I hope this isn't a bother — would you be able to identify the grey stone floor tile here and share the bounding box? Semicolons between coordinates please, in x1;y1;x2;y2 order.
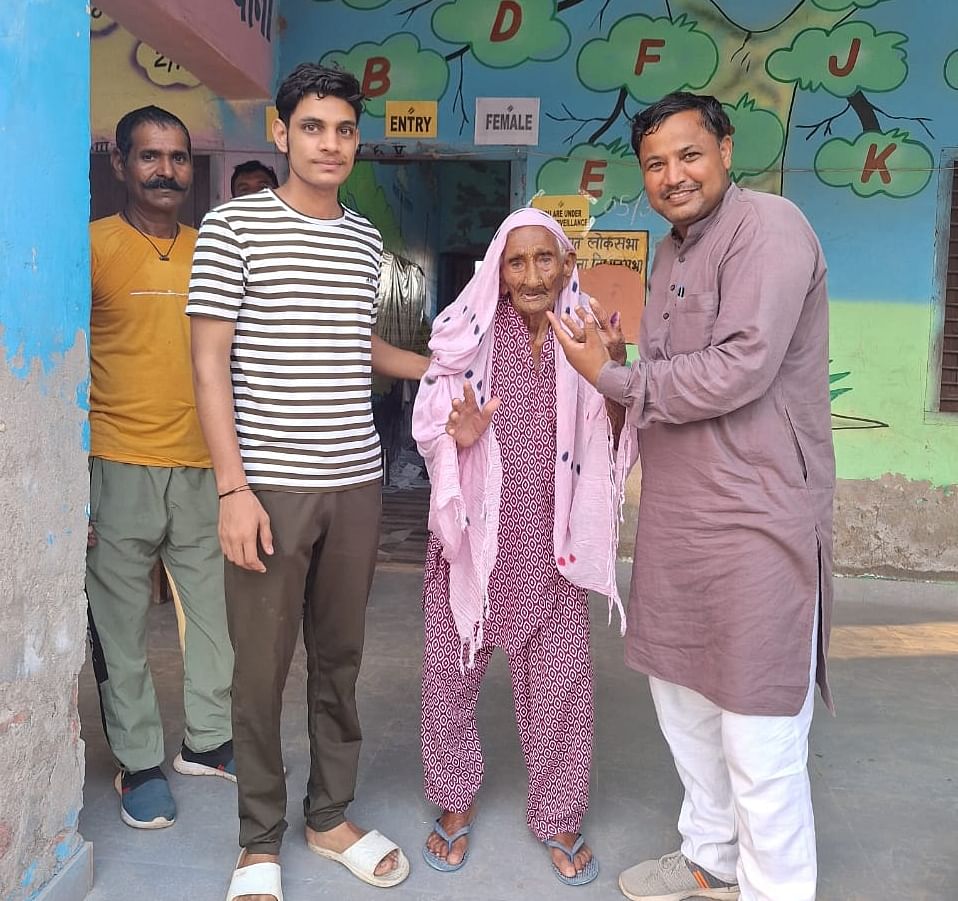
79;565;958;900
86;857;228;901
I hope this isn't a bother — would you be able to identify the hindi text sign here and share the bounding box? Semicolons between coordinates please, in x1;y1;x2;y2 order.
569;231;649;345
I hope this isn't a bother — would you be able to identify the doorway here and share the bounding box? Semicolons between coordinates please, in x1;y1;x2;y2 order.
344;157;512;565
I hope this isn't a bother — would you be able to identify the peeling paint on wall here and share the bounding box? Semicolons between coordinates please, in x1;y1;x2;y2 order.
0;2;92;899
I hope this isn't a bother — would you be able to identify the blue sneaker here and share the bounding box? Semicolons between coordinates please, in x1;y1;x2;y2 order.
115;767;176;829
172;738;236;783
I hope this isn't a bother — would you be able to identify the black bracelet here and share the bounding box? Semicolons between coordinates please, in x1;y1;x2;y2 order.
218;483;251;499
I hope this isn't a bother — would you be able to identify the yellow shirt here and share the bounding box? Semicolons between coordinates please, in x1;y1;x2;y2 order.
89;215;211;467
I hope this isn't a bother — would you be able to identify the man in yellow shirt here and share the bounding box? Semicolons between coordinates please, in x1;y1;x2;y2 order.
87;106;233;830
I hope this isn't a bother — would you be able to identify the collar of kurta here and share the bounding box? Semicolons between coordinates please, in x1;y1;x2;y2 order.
671;180;739;248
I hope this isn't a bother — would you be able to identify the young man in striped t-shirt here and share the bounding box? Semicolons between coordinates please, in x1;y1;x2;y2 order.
188;64;427;898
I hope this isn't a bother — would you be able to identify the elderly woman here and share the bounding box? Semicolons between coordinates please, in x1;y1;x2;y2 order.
412;208;626;885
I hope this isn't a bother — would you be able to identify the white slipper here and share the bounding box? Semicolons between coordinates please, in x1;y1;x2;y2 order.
308;829;410;888
225;851;283;901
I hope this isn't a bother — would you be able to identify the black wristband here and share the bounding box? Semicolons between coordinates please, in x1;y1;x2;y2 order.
218;483;251;500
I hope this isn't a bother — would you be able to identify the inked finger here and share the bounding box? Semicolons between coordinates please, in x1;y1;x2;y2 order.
588;297;609;327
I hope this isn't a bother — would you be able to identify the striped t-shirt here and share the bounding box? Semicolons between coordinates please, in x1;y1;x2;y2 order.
186;190;383;490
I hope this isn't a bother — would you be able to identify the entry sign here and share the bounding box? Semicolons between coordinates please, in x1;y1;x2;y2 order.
385;101;438;139
475;97;540;146
531;194;591;234
265;105;278;143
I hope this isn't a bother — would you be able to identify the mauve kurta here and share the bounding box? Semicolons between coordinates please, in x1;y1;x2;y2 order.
597;183;835;716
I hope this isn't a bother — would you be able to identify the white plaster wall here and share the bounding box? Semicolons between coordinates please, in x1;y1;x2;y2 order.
0;340;90;898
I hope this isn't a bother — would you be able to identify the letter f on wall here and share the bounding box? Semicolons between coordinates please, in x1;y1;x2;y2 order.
634;38;665;76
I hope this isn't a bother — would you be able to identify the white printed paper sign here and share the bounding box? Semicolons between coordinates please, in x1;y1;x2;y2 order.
474;97;540;146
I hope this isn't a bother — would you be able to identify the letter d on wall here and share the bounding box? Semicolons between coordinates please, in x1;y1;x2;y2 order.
490;0;522;43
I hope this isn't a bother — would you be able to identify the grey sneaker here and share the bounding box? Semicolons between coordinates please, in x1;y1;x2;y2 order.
618;850;739;901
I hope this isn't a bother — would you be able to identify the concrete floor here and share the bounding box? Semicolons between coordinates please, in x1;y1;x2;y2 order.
77;565;958;901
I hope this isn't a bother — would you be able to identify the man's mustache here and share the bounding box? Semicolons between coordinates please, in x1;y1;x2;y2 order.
142;177;185;191
663;182;700;199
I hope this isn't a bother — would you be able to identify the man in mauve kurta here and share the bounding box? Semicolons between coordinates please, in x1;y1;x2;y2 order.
551;92;835;901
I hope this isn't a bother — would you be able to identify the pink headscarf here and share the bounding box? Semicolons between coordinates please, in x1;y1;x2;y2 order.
412;207;627;668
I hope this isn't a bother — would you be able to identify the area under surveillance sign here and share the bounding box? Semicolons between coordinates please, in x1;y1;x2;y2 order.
475;97;540;146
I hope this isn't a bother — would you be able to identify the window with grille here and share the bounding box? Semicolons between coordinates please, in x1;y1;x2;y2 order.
940;163;958;412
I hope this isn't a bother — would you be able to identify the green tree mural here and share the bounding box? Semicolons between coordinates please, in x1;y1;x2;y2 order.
944;49;958;90
320;33;450;117
811;0;889;9
536;0;932;201
815;129;933;197
312;0;392;9
767;19;933;198
766;22;908;95
313;0;935;203
431;0;571;68
536;139;641;215
724;93;786;179
576;14;718;102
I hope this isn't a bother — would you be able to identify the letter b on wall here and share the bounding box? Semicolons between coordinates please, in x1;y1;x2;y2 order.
362;56;391;98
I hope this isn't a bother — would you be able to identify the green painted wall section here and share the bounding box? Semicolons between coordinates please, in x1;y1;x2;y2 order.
830;301;958;487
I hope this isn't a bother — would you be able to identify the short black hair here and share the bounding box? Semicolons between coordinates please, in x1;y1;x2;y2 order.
275;63;364;127
631;92;731;158
115;105;192;161
230;159;279;194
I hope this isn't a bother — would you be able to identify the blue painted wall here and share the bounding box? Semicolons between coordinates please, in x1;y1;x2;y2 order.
0;1;91;898
1;0;90;379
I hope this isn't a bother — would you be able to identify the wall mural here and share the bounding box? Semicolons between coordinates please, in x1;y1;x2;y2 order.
90;6;218;145
89;5;273;153
309;0;939;207
304;0;932;434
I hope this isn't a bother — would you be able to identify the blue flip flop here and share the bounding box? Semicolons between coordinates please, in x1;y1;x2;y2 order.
422;817;473;872
543;835;600;886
